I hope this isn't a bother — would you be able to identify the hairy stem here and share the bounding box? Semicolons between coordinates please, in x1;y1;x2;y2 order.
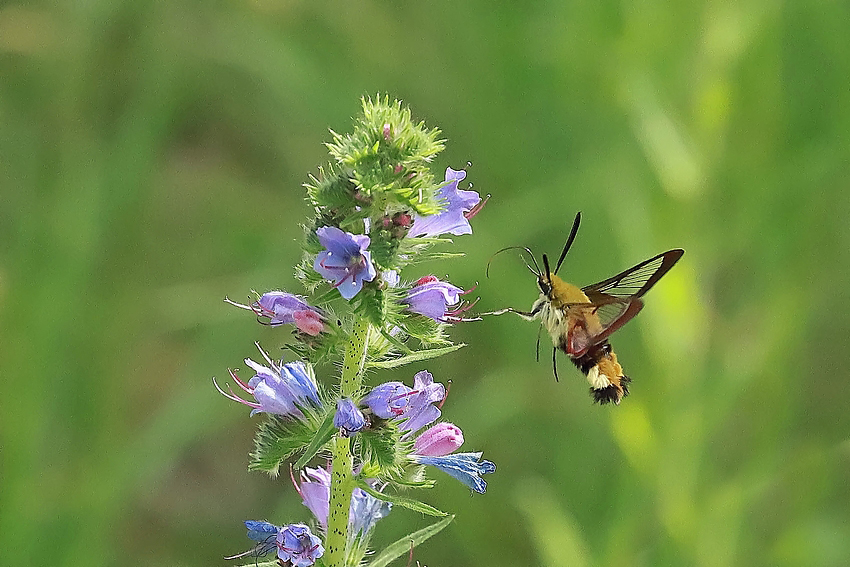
325;318;371;567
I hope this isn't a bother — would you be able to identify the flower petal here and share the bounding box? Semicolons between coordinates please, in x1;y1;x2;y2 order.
407;168;481;238
413;452;496;494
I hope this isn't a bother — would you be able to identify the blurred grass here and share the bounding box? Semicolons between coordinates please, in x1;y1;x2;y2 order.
1;1;849;566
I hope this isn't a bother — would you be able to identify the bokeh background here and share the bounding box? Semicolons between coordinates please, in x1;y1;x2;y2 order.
2;1;849;566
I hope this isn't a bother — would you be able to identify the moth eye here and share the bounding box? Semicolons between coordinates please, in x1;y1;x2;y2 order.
538;278;551;296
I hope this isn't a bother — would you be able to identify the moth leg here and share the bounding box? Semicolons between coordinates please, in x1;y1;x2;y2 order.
535;326;542;362
551;347;559;382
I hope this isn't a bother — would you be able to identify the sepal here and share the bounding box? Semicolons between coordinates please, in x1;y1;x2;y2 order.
356;419;408;476
249;409;332;476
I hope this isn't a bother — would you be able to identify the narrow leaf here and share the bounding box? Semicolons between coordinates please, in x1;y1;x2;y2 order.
294;411;337;469
369;344;465;369
365;515;455;567
379;327;414;354
356;481;447;517
421;252;466;260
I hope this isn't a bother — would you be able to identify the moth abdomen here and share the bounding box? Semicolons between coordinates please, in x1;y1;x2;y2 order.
569;341;630;405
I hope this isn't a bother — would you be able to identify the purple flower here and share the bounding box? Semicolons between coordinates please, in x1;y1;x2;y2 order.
362;370;446;436
313;226;377;300
277;524;324;567
361;381;414;419
292;466;391;537
403;275;478;323
225;291;325;336
214;344;321;418
414;422;464;457
407;167;484;238
224;520;280;560
413;452;496;494
293;467;331;527
399;370;446;434
334;398;367;436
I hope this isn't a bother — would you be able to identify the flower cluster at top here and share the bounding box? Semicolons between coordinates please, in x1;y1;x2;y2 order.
218;97;494;567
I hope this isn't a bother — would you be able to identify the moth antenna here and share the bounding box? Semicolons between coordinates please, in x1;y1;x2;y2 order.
554;211;582;275
542;253;552;278
486;246;541;278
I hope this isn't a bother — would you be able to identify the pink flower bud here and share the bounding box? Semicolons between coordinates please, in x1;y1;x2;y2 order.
293;309;324;336
414;422;464;457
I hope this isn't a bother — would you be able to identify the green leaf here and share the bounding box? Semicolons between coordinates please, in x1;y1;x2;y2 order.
419;251;466;261
365;515;455;567
369;344;465;369
356;481;448;517
294;411;337;469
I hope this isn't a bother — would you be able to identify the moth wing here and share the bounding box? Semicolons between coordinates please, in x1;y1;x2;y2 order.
589;298;644;344
582;249;684;299
563;297;643;356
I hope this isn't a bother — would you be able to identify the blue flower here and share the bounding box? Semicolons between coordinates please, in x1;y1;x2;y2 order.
214;344;321;418
277;523;324;567
413;452;496;494
244;520;280;543
224;520;280;560
407;167;483;238
313;226;377;300
225;291;325;335
334;398;367;436
349;486;392;538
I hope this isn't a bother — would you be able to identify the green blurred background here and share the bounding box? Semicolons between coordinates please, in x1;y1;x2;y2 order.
2;1;849;566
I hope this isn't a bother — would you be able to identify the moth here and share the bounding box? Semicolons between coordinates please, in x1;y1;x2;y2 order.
486;212;683;404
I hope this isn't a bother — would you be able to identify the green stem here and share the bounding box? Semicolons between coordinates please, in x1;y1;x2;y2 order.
325;318;371;567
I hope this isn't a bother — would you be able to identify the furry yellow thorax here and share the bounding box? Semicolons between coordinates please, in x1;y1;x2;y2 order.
548;274;591;308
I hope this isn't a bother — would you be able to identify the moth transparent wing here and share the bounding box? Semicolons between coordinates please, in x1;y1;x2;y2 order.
588;298;644;345
583;249;684;300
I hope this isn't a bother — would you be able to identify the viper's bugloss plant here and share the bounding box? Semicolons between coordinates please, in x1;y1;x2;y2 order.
218;96;493;567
